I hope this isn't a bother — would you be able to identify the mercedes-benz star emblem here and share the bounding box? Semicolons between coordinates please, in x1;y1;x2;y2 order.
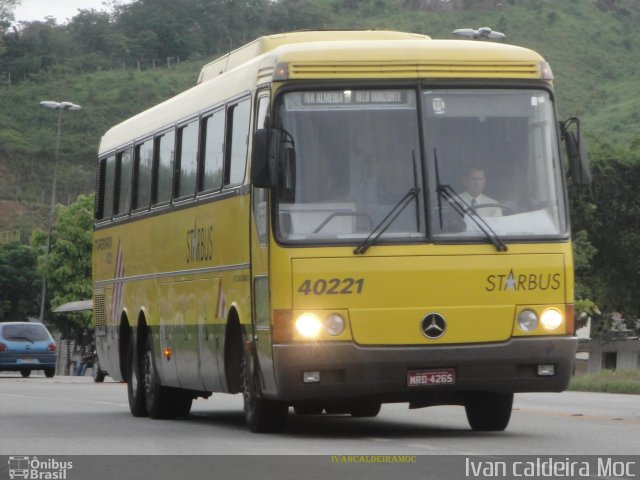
421;313;446;339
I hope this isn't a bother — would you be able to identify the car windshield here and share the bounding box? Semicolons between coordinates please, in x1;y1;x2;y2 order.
273;87;567;246
2;324;50;342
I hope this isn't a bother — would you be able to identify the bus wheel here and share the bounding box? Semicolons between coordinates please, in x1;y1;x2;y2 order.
20;369;31;378
44;368;55;378
126;338;148;417
465;392;513;431
92;358;106;383
350;402;381;418
143;336;192;419
242;345;288;433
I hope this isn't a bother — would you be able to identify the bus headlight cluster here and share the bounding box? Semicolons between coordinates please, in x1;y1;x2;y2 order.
517;309;538;331
540;308;563;331
295;312;346;338
517;308;564;332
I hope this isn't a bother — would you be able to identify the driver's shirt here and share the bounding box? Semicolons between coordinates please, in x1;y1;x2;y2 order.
459;192;503;217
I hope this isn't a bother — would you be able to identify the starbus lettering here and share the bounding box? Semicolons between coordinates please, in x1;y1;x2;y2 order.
486;269;561;292
186;222;214;263
94;236;112;251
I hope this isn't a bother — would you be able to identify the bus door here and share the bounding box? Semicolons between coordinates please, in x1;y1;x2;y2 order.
250;93;278;395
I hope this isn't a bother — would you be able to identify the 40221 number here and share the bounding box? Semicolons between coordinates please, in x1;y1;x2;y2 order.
297;278;365;296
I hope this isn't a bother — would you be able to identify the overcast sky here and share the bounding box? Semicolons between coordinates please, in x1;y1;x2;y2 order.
14;0;133;23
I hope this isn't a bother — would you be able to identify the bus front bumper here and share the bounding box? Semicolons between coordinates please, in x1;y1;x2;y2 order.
270;336;577;403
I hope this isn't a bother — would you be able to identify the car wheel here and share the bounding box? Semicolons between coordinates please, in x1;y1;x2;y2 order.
242;340;288;433
143;336;192;419
465;392;513;431
44;368;55;378
126;337;148;417
20;369;31;378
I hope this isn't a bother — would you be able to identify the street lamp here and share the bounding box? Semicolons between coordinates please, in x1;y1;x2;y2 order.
38;101;82;324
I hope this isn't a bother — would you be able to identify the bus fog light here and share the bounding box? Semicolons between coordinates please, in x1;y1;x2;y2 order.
295;313;323;338
303;371;320;383
541;308;563;331
325;314;345;336
517;310;538;332
538;364;555;376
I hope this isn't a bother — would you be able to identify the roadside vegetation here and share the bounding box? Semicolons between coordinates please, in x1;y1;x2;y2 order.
569;370;640;394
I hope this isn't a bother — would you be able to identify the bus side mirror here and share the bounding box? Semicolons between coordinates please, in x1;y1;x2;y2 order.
279;146;296;203
561;118;592;186
251;128;274;188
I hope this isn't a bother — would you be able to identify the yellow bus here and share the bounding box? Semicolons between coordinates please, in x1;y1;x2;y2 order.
93;30;590;433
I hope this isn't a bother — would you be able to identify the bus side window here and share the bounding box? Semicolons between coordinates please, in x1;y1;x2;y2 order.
115;148;133;216
133;139;153;211
96;154;115;220
225;98;251;187
175;120;199;199
153;130;175;205
200;109;225;192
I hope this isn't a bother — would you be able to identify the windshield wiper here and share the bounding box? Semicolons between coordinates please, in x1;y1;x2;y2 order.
433;149;507;252
354;187;420;255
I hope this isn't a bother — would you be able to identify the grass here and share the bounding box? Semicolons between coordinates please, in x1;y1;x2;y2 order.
569;369;640;394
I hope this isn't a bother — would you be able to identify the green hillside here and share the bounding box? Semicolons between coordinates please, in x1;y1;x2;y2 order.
0;0;639;318
1;2;638;224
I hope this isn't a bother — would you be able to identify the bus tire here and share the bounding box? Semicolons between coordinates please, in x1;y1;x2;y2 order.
44;368;55;378
126;337;148;417
242;344;288;433
143;336;192;419
465;392;513;431
92;358;106;383
350;402;381;418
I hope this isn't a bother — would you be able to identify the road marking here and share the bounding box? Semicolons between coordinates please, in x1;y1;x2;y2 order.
514;407;640;425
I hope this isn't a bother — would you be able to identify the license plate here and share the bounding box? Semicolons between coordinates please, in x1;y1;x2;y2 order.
407;368;455;387
17;359;39;364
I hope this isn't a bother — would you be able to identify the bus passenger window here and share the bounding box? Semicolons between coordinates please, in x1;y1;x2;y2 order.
176;120;198;198
115;148;133;215
97;155;115;220
226;99;250;187
133;140;153;210
201;110;224;192
154;130;175;205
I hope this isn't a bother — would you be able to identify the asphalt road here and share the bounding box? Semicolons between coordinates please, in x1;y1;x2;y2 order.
0;373;638;479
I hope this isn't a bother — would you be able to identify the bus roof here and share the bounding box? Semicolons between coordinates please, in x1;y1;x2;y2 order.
197;30;430;84
99;31;547;155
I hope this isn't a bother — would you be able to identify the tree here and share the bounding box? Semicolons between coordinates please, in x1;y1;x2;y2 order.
0;0;20;55
0;241;41;321
32;194;93;334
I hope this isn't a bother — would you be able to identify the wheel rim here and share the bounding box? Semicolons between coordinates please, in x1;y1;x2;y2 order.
144;350;154;404
130;352;138;393
242;355;257;414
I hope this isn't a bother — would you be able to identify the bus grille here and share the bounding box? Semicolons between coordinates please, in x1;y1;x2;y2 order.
93;291;106;327
288;61;540;79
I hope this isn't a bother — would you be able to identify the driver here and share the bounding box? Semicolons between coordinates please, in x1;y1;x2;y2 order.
459;166;502;217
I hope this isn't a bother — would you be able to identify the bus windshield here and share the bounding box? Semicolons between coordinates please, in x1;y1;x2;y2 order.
274;87;567;245
423;89;567;241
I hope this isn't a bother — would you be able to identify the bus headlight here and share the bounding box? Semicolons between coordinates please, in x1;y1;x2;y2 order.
295;313;323;338
325;314;345;336
517;309;538;332
541;308;563;331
